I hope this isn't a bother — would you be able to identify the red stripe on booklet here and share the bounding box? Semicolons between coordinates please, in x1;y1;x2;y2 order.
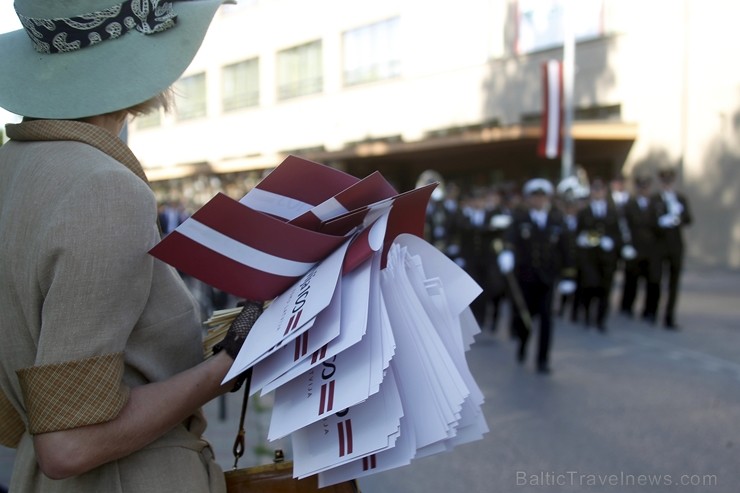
319;384;327;414
284;310;302;335
293;337;301;361
362;454;376;470
311;343;328;364
345;419;353;454
337;419;353;457
326;380;335;412
302;331;309;355
293;333;309;361
337;422;346;457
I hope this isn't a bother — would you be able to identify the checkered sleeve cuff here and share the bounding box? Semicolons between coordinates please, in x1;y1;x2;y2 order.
16;352;130;435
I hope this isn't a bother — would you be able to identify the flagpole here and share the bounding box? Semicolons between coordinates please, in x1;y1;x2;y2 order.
561;0;575;180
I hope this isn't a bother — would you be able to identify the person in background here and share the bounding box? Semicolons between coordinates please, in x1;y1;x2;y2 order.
649;166;693;329
459;187;492;328
620;174;660;322
0;1;261;492
554;175;589;322
433;181;463;266
610;172;637;303
158;199;188;236
498;179;575;374
610;174;630;211
574;179;623;332
421;170;449;249
484;186;512;333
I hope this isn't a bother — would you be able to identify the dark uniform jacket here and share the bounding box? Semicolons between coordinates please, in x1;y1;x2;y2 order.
457;207;495;284
484;207;511;297
649;191;692;255
505;207;573;286
575;201;623;289
425;198;458;255
623;195;658;261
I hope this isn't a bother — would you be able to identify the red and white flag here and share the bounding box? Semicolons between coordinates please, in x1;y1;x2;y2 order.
239;155;359;221
149;157;433;301
149;192;347;301
538;59;563;159
290;171;397;231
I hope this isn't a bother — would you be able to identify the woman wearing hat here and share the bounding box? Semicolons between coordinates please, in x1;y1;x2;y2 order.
0;1;259;492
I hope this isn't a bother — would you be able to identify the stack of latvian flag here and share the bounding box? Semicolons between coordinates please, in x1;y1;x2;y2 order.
150;156;489;487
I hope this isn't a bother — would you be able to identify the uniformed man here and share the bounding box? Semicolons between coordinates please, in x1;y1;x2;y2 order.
649;166;693;329
455;186;513;332
610;174;630;212
498;179;575;374
575;178;624;332
555;175;590;321
484;186;513;333
458;187;495;328
619;174;660;321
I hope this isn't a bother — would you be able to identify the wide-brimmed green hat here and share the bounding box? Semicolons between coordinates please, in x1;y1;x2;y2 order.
0;0;224;119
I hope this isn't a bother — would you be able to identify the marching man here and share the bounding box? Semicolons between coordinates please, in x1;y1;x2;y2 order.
650;166;693;329
497;179;576;374
574;179;624;332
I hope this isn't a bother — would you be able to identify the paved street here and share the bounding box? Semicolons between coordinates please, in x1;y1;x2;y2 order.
2;265;740;492
359;266;740;493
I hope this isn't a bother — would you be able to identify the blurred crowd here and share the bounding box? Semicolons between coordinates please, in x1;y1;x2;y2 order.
423;166;692;374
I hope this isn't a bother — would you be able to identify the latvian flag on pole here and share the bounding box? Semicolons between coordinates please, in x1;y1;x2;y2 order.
538;59;563;159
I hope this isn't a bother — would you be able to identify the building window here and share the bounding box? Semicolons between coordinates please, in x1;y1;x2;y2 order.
175;72;207;121
277;40;323;100
222;58;260;112
343;17;401;87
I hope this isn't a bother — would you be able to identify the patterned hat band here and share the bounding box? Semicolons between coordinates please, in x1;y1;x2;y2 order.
17;0;179;54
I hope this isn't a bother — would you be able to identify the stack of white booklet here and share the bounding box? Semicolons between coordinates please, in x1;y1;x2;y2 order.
151;156;489;487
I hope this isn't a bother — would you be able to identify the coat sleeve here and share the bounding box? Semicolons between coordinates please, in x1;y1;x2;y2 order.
18;166;158;434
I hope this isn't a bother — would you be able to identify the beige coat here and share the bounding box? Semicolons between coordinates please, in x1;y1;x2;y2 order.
0;121;226;492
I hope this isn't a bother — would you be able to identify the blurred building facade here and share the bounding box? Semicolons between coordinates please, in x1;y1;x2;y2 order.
128;0;740;268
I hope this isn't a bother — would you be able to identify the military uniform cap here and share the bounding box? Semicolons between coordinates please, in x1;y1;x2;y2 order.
523;178;553;197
